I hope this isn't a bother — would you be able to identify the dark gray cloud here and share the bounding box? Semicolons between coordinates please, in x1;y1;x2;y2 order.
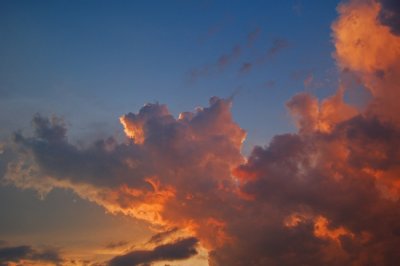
108;237;198;266
13;115;150;190
0;245;62;265
105;241;129;250
147;227;179;245
378;0;400;35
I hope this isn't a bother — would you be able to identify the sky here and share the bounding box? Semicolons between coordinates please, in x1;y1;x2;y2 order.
1;0;400;265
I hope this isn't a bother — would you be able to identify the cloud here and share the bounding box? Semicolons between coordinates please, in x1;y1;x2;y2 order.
378;0;400;35
332;0;400;122
247;27;261;47
0;245;62;265
265;38;289;58
198;15;234;43
189;45;242;82
105;241;130;250
192;26;286;78
207;1;400;264
108;237;198;266
238;38;289;74
217;45;242;70
4;97;246;245
225;112;400;265
192;26;262;80
303;73;313;88
264;80;276;88
239;62;252;74
147;227;179;245
2;0;400;265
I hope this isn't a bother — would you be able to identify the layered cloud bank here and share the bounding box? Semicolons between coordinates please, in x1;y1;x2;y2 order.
0;245;62;266
2;0;400;265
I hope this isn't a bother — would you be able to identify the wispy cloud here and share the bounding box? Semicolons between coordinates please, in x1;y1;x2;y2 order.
198;15;234;43
247;27;261;47
147;227;179;245
189;45;242;82
239;38;289;74
105;241;130;250
190;27;264;81
108;237;198;266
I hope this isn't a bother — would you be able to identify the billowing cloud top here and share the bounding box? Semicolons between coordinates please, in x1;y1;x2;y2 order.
2;0;400;265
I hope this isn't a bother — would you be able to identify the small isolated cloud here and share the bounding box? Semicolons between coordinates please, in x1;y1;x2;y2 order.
105;241;129;250
247;27;261;47
303;73;313;88
264;80;276;88
239;62;252;74
217;45;241;70
266;38;289;58
108;237;198;266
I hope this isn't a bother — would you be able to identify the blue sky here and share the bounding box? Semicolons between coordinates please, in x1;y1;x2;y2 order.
1;0;340;148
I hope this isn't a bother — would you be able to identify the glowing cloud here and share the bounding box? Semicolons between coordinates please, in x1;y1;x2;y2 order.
2;0;400;265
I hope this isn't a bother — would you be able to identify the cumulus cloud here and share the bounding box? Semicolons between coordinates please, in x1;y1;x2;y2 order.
332;0;400;122
226;113;400;265
4;97;245;247
2;0;400;265
108;237;198;266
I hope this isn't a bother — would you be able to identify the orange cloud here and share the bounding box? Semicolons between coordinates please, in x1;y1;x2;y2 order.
333;0;400;123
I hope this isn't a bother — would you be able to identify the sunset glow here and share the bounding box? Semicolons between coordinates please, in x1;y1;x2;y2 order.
1;0;400;265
